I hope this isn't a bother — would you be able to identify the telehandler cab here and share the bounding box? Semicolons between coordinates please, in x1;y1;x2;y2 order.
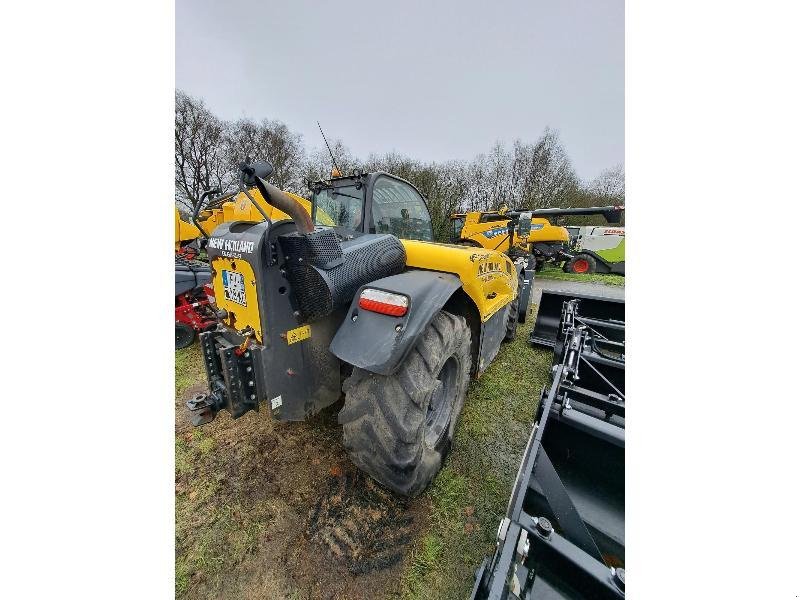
187;160;530;496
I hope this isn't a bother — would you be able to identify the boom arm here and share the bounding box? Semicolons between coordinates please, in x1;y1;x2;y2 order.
512;205;624;224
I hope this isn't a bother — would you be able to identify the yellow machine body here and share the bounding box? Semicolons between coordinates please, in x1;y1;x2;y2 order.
209;256;264;344
196;188;314;237
191;168;528;478
402;240;517;322
198;181;518;344
452;211;569;253
208;239;517;345
175;208;203;250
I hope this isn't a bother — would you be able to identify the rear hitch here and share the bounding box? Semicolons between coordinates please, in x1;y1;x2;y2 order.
191;330;261;424
186;392;223;426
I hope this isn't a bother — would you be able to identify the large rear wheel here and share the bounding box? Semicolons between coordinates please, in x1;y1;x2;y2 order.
504;295;519;342
339;310;472;496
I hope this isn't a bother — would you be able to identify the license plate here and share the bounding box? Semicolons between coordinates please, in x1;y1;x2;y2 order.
221;270;247;306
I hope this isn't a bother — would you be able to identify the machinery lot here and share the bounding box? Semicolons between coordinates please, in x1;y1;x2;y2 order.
175;279;623;599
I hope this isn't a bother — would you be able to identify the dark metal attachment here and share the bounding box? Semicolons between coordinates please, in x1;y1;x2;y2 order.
472;296;625;599
613;567;625;591
536;516;553;537
186;393;219;427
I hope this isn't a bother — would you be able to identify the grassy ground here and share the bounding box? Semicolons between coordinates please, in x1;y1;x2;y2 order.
175;313;553;599
399;318;551;599
535;264;625;286
175;345;205;400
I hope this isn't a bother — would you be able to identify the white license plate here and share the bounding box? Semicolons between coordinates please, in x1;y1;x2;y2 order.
221;270;247;306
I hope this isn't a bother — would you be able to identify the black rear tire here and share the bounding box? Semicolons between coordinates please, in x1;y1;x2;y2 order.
175;322;196;349
504;295;519;342
338;310;472;497
517;267;533;324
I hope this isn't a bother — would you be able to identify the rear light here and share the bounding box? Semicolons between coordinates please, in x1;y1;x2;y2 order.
358;288;408;317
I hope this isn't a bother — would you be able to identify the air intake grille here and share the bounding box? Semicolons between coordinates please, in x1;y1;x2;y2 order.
281;232;406;322
279;229;343;268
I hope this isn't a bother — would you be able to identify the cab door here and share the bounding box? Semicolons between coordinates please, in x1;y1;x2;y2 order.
368;175;434;242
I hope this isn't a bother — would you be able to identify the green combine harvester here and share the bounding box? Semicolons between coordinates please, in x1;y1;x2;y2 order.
564;226;625;275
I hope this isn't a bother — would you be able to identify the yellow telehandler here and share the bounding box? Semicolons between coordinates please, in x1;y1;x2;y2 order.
186;160;531;496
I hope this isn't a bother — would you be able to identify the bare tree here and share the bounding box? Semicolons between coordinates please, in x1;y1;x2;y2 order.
511;128;580;210
224;118;306;195
590;163;625;203
422;161;472;241
303;139;361;185
555;163;625;226
491;141;516;207
175;89;623;236
174;91;230;210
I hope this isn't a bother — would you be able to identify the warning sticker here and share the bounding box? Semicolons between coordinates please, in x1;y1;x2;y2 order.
286;325;311;345
271;395;283;410
221;270;247;306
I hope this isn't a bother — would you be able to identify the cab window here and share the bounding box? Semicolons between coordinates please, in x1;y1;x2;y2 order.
312;185;364;230
371;177;433;241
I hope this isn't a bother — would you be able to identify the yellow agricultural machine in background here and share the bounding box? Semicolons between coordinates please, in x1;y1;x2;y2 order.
190;187;314;239
175;187;314;258
450;205;624;271
186;160;531;496
175;208;203;252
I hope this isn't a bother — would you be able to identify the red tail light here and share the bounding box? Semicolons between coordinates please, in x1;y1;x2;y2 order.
358;288;409;317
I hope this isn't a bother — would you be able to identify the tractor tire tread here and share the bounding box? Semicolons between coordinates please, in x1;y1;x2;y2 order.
339;310;471;496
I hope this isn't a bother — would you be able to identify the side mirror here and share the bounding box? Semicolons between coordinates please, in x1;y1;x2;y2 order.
239;159;275;186
517;212;533;238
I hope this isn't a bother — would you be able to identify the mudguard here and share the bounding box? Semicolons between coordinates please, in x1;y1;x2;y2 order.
330;270;463;376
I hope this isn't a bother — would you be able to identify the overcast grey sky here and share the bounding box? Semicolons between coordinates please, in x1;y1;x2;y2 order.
176;0;623;183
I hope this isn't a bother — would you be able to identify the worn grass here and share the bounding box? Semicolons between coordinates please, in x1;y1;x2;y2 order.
399;316;552;600
175;311;554;599
175;345;205;400
174;345;265;597
535;264;625;286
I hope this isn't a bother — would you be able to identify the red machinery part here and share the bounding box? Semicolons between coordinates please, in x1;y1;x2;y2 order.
572;259;590;273
175;291;217;332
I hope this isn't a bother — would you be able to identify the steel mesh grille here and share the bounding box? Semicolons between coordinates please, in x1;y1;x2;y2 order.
282;233;406;322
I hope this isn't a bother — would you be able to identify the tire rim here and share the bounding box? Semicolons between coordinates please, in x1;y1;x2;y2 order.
425;357;458;449
573;259;590;273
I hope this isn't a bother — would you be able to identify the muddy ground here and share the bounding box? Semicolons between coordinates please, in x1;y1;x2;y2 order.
174;307;583;599
176;372;433;599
